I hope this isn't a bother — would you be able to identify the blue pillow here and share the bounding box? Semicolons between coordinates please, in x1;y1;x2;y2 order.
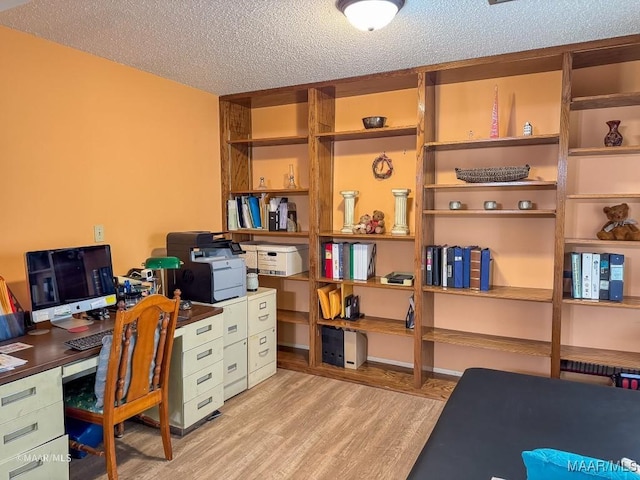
522;449;640;479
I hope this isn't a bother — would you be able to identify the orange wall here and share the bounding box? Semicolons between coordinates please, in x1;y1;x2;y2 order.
0;26;221;308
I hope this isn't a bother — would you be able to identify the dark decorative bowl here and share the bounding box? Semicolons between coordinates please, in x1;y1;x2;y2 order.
362;116;387;129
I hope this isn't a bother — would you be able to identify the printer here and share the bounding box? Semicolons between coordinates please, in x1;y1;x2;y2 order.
166;231;246;304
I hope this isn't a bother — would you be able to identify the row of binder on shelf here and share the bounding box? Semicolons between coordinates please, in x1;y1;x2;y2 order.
425;245;492;291
227;195;297;231
566;252;624;302
322;242;376;281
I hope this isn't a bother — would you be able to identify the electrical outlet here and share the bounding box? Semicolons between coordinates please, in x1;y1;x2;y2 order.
94;224;105;242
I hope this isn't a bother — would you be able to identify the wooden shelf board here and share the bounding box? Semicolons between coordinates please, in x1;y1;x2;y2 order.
423;209;556;217
277;309;309;325
564;238;640;247
277;345;309;370
318;276;414;291
571;92;640;110
566;193;640;200
260;272;309;282
425;134;559;150
314;361;456;401
318;231;415;241
317;316;413;337
316;126;417;141
227;135;308;146
232;229;309;237
230;188;309;195
422;327;551;357
422;285;553;302
562;295;640;309
561;345;640;370
425;180;557;190
569;145;640;156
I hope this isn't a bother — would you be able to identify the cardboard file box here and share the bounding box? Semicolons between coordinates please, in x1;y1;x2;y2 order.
344;330;367;370
257;244;309;276
239;241;264;274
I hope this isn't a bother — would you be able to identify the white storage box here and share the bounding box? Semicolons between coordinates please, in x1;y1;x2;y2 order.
257;244;309;276
239;242;263;273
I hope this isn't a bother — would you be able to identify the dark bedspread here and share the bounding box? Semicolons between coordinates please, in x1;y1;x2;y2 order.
408;368;640;480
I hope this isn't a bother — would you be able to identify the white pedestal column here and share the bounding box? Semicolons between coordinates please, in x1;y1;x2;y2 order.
391;189;411;236
340;190;359;233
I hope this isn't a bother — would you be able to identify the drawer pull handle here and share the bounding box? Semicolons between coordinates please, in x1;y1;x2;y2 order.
227;363;237;373
259;348;270;357
259;336;267;345
197;397;213;410
4;423;38;445
196;324;212;335
228;325;238;333
259;301;267;310
258;314;269;321
1;387;36;407
9;459;43;479
197;373;213;385
197;349;213;361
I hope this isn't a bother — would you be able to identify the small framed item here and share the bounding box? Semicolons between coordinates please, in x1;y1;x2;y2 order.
381;272;414;286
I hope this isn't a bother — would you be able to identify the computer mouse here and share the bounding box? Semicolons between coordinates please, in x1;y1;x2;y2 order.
180;300;192;310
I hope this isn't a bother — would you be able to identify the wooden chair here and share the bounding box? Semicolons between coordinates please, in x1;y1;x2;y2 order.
64;294;180;480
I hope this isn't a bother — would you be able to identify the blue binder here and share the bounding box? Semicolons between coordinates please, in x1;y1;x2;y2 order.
609;253;624;302
453;246;464;288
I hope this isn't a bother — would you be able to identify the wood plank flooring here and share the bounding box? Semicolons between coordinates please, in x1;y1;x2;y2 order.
70;369;444;480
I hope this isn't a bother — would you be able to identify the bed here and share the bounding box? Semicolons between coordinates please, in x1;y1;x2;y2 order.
408;368;640;479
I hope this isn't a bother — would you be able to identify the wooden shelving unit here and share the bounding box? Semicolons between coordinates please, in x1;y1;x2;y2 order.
220;34;640;398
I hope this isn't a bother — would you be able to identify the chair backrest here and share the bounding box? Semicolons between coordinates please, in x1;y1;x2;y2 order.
103;294;179;416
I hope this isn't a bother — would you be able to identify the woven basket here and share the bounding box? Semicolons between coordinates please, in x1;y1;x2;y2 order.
455;164;530;183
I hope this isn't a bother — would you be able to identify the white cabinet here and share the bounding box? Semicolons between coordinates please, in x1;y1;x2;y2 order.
247;288;277;389
0;368;68;480
146;313;224;435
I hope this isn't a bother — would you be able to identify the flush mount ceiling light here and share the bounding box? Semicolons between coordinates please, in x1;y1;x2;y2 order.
337;0;405;32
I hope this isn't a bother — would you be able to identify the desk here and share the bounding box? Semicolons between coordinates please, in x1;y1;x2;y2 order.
0;304;222;480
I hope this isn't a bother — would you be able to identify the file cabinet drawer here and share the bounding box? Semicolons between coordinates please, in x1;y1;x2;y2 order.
221;299;247;347
248;328;276;372
0;434;69;480
182;362;223;403
0;402;64;462
181;384;223;428
224;376;248;401
181;315;223;352
0;368;62;420
223;340;247;386
248;291;276;335
248;362;277;389
182;337;223;378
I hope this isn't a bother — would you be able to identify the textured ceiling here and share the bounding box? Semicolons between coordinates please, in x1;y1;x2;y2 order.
0;0;639;96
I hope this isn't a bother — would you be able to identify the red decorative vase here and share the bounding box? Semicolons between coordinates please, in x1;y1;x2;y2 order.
604;120;623;147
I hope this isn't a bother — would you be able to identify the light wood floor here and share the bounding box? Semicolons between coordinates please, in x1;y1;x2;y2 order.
70;369;444;480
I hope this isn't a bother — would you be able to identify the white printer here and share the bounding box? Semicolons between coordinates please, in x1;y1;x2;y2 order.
167;231;246;303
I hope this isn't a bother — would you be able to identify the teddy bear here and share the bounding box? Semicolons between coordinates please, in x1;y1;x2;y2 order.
368;210;385;234
353;214;371;234
596;203;640;241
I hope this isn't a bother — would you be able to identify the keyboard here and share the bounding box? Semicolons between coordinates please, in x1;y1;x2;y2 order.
65;329;114;351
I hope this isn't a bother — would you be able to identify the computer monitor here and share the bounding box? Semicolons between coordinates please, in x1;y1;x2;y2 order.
25;244;117;329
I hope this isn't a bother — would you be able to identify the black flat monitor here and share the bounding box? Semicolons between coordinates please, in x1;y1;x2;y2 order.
25;244;116;329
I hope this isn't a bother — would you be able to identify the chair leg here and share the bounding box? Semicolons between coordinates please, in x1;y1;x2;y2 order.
115;422;124;438
159;400;173;460
103;422;119;480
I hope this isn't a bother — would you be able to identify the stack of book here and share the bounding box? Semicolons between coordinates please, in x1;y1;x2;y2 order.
228;195;266;230
321;242;376;281
567;252;624;301
424;245;492;291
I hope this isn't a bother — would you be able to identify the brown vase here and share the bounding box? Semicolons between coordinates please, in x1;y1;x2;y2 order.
604;120;623;147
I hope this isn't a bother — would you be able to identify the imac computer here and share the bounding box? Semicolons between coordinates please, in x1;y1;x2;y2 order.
25;244;117;330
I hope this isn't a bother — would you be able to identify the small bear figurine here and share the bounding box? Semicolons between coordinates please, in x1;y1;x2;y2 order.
353;214;371;235
596;203;640;241
368;210;385;234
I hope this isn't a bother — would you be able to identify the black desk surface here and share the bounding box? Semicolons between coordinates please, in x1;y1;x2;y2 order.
0;304;222;386
408;368;640;480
